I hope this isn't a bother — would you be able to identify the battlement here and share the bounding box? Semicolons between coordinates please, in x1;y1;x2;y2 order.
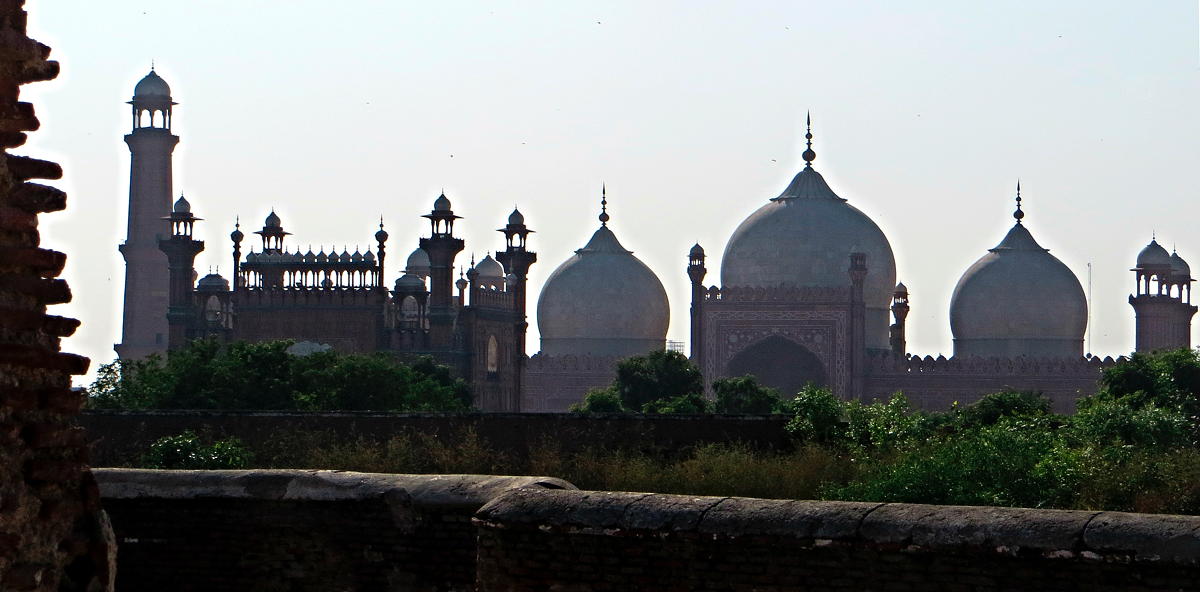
865;350;1122;377
703;284;852;303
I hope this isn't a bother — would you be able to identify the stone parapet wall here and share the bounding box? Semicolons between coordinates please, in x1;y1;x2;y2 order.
474;488;1200;591
95;469;573;592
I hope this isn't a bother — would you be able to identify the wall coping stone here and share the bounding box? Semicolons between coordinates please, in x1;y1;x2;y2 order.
475;488;1200;564
81;409;790;421
95;469;575;511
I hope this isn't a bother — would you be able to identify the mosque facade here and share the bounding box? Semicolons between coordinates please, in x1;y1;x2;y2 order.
118;71;1195;413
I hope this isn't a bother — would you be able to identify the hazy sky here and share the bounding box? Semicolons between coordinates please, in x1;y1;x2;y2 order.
21;1;1200;381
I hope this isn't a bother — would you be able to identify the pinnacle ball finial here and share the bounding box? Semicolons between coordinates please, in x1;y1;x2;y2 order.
1013;180;1024;224
599;184;610;226
802;111;816;166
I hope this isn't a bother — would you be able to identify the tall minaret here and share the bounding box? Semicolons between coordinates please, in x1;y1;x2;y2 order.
419;192;465;348
115;68;180;359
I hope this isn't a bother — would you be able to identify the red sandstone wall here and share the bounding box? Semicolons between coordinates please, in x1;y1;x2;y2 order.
0;2;112;589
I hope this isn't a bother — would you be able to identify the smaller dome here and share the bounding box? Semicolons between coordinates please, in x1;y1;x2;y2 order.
316;250;328;263
264;210;282;228
433;193;452;212
304;248;316;263
230;226;244;243
508;208;525;226
173;195;191;214
476;254;504;278
351;250;363;263
340;248;351;262
406;248;431;274
197;273;229;291
133;70;171;100
1171;250;1191;279
689;243;704;258
1137;239;1172;268
328;251;340;263
395;273;426;291
895;281;908;295
364;250;376;263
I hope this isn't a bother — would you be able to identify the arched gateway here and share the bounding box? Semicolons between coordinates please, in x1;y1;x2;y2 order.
726;335;826;395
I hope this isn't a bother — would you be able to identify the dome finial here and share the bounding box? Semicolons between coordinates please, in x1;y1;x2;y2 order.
1013;180;1024;224
599;184;610;226
802;111;816;167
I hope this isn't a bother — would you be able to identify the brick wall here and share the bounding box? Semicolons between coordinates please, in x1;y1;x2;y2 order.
0;2;113;589
474;489;1200;592
95;469;573;592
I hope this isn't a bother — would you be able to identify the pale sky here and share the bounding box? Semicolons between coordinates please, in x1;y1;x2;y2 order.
21;1;1200;382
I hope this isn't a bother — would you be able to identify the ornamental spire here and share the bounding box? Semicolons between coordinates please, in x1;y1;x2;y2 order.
802;111;816;167
1013;180;1024;225
599;184;610;226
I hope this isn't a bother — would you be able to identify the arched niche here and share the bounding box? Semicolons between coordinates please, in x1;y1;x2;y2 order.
725;335;826;397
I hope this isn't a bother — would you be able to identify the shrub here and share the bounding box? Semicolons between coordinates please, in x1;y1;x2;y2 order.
1071;396;1191;449
570;388;625;413
844;394;927;452
826;416;1077;508
783;385;844;444
713;375;781;414
142;430;253;470
958;390;1050;428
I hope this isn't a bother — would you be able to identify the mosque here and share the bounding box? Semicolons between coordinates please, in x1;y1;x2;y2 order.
116;70;1197;412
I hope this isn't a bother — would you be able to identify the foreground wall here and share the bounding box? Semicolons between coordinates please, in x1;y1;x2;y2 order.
475;489;1200;592
95;469;573;592
0;2;113;589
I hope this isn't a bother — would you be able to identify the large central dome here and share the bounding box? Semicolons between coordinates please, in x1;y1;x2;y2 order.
720;150;897;350
537;205;669;358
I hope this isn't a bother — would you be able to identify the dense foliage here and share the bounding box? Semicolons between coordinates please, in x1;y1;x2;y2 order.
571;350;782;414
88;339;472;412
787;349;1200;513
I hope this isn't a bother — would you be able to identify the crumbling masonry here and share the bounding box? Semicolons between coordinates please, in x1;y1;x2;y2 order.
0;2;113;590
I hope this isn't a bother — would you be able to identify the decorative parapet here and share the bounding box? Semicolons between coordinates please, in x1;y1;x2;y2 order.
470;285;513;310
864;350;1123;377
703;284;851;303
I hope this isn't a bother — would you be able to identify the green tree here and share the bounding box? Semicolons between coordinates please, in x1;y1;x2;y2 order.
88;339;471;412
642;392;712;414
783;385;844;444
713;375;781;414
611;350;704;412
